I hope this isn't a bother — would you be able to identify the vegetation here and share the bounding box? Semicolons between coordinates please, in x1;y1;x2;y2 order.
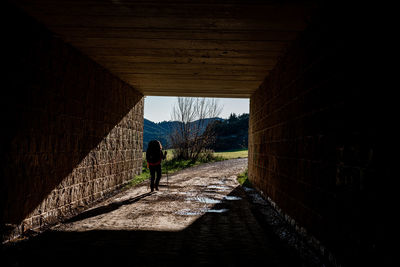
214;149;248;159
208;113;249;151
237;168;252;187
169;97;222;161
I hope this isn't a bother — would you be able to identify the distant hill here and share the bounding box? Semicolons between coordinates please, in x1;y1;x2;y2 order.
143;118;222;151
143;114;249;151
143;119;173;151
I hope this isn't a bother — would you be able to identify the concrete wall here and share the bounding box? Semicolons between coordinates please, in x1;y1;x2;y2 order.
1;5;143;241
248;6;394;266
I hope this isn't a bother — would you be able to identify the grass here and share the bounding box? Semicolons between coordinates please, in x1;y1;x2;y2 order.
214;149;248;159
237;168;252;188
127;149;248;188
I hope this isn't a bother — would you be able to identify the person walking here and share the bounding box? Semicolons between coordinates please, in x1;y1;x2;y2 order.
146;140;167;192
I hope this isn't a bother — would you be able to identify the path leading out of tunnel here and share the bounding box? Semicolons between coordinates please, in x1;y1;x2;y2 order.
3;158;312;267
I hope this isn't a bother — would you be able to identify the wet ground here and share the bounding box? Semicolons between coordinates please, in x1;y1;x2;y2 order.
2;159;321;267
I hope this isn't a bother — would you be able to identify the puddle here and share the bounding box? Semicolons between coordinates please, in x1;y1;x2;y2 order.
207;185;231;191
243;186;255;192
206;209;229;213
176;208;228;216
223;196;242;201
186;196;222;204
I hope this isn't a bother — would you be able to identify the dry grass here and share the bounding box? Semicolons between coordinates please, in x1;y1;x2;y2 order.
214;149;248;159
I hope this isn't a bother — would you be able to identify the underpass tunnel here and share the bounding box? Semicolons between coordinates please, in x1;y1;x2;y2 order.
1;1;394;266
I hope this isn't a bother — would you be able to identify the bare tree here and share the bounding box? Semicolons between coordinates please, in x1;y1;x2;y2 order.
170;97;222;160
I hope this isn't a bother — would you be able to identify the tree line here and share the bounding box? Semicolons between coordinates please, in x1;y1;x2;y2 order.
208;113;249;152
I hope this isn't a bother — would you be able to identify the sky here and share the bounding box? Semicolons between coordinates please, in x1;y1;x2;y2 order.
144;96;249;122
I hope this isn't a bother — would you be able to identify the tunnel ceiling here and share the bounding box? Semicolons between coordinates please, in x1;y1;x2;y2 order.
13;0;316;98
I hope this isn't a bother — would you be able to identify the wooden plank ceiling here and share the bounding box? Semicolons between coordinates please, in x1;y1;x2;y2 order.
13;0;315;98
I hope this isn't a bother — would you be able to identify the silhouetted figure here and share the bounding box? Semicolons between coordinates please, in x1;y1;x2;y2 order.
146;140;167;192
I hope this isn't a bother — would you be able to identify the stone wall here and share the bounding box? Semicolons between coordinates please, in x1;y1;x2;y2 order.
1;5;143;241
248;5;394;266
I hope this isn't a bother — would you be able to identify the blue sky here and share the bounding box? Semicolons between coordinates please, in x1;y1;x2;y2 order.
144;96;249;122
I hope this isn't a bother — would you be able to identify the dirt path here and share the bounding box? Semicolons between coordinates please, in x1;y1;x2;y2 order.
3;159;310;267
55;158;249;233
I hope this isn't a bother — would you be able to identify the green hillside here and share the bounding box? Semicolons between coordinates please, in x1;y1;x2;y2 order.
143;119;173;151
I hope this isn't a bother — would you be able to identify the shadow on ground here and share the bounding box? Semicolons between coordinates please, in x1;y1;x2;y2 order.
2;187;306;267
64;192;156;224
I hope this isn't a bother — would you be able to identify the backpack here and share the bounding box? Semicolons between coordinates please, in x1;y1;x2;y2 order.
146;140;162;164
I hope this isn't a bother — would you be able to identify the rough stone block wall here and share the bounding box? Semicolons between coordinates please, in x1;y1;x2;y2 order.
1;5;143;241
248;6;394;266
